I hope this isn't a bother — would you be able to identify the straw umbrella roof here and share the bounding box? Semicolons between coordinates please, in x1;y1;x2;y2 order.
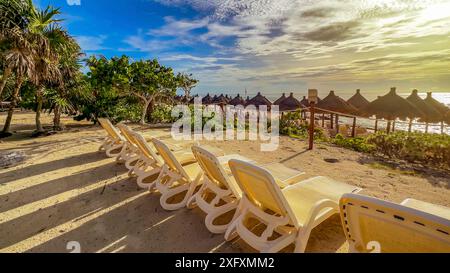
188;95;198;104
246;92;272;108
347;89;370;110
202;93;213;104
274;93;287;105
279;93;304;111
229;94;246;106
317;91;358;114
300;95;322;107
362;88;422;120
213;94;228;105
423;92;449;120
406;90;442;123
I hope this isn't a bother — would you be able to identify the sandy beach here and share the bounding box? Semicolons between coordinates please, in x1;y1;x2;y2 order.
1;111;449;253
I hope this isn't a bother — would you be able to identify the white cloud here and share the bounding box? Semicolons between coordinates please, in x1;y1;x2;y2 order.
147;0;450;93
67;0;81;6
75;35;107;51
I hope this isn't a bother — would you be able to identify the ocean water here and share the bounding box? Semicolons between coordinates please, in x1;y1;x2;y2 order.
249;91;450;135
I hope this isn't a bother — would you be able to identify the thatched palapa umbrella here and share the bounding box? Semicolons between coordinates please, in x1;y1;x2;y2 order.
213;94;228;106
347;89;370;110
202;93;213;105
406;90;441;133
318;91;358;133
229;94;246;106
274;93;287;105
189;94;199;104
362;87;422;133
279;93;304;111
301;95;322;107
247;92;272;109
423;92;450;134
318;91;358;114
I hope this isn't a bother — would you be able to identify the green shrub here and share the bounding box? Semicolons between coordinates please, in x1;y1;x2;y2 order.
149;104;177;124
331;134;375;153
280;110;325;140
367;132;450;168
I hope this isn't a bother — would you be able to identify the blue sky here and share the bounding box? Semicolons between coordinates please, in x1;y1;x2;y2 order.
34;0;450;98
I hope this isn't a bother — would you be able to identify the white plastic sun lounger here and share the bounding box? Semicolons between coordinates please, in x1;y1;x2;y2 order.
340;194;450;253
98;118;126;158
226;159;361;253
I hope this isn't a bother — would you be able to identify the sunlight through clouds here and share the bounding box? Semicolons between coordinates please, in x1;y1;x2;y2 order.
149;0;450;93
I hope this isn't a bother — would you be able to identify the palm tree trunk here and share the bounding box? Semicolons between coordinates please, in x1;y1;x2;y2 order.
1;76;24;134
53;105;63;131
0;67;12;100
35;86;45;133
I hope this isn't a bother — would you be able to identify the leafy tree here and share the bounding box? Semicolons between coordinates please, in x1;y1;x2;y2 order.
129;59;177;124
83;55;130;123
176;72;198;100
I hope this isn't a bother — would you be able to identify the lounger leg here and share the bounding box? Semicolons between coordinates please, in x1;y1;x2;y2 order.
159;183;191;210
224;213;243;241
262;233;296;253
106;143;124;158
160;174;203;211
294;228;312;253
136;167;161;190
205;201;238;234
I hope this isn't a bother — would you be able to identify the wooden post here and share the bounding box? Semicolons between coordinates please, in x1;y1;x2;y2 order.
408;119;413;133
352;117;357;137
309;102;315;150
387;120;391;134
322;113;325;127
425;122;429;133
392;120;396;132
335;114;339;135
441;121;445;134
374;119;378;133
330;114;334;129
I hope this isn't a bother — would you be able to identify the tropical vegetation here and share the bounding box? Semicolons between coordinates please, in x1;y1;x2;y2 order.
0;0;198;137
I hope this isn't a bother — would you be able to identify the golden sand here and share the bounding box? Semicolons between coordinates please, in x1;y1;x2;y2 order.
0;111;449;253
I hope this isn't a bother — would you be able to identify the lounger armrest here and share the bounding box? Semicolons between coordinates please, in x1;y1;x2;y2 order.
303;199;339;229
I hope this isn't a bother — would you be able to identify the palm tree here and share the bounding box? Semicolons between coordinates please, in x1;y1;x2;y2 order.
51;36;84;131
27;5;65;134
0;27;35;136
0;0;33;100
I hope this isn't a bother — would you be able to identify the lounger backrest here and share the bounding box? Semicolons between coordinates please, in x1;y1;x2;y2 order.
117;124;138;145
98;118;122;141
228;159;296;220
192;146;241;198
132;132;162;165
152;138;189;179
340;193;450;253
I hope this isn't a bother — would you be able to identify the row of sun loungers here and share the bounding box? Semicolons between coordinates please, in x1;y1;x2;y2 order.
97;118;450;253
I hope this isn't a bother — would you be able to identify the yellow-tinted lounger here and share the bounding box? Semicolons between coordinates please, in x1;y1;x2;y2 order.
340;194;450;253
98;118;126;158
226;159;361;253
151;138;205;211
116;124;142;173
131;132;196;189
187;146;250;233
